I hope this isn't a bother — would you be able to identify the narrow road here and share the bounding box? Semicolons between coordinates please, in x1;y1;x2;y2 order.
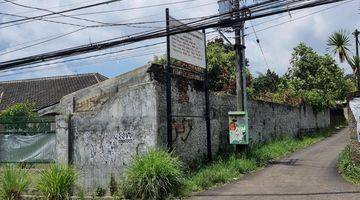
190;128;360;200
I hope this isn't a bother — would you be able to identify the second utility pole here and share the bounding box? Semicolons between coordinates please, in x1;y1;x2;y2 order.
234;0;246;111
354;29;359;89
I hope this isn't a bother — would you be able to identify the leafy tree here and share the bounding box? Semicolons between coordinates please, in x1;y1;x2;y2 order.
0;102;37;131
206;38;252;94
152;38;252;94
287;43;354;110
252;69;284;94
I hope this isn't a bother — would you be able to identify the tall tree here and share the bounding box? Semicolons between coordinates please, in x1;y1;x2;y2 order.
327;30;359;89
252;69;283;94
288;43;355;110
327;30;351;63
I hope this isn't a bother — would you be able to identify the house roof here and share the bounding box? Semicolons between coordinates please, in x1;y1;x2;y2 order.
0;73;108;111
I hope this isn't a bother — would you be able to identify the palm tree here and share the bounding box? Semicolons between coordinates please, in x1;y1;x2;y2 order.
327;30;359;89
327;30;351;64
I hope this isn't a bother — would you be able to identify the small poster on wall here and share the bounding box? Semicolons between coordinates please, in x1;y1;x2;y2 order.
228;111;249;145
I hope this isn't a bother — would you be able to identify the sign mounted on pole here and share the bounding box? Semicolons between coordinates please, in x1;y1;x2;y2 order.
165;10;212;161
169;16;206;68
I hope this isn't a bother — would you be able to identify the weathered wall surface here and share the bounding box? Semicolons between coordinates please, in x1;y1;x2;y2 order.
53;64;330;191
54;66;160;190
155;72;330;162
347;98;360;163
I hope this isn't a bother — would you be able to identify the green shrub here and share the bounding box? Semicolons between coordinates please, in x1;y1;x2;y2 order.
36;165;77;200
121;149;186;200
338;146;360;184
0;165;30;200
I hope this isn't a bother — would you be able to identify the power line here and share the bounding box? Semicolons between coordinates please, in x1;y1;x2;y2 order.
0;0;16;4
0;0;346;70
0;41;166;74
10;0;103;15
0;49;166;79
0;0;122;26
0;43;166;77
0;27;87;57
0;11;87;27
245;0;354;36
0;1;215;55
0;0;216;29
250;20;270;69
49;0;205;18
0;0;334;68
3;0;125;26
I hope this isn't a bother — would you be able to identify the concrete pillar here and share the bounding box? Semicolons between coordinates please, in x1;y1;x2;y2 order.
55;115;70;164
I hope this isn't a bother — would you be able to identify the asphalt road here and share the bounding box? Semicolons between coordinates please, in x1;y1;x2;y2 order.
190;128;360;200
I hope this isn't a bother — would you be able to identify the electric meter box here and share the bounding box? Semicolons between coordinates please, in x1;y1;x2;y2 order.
228;111;249;145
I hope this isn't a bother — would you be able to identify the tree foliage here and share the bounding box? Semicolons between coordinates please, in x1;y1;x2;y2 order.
152;38;252;94
152;38;355;111
252;69;285;94
287;43;354;110
0;102;37;130
327;30;351;63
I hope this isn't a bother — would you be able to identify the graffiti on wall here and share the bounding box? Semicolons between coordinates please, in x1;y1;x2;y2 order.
172;118;194;142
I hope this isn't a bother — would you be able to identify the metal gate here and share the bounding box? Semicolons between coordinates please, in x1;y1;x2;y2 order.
0;116;56;163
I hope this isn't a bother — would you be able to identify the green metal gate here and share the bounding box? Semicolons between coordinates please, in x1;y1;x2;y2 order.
0;117;56;163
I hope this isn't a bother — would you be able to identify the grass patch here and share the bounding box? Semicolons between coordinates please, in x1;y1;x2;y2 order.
0;165;30;200
338;146;360;184
36;165;77;200
120;149;186;200
185;126;337;194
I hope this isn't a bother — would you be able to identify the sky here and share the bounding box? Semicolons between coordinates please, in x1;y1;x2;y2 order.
0;0;359;81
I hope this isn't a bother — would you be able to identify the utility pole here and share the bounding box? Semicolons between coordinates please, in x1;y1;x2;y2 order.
234;0;246;111
354;29;359;89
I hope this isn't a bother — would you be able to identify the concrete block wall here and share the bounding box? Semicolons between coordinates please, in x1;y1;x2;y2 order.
155;74;330;162
52;64;330;191
347;98;360;163
53;66;160;190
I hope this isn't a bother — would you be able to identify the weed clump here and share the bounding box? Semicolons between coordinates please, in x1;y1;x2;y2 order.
121;149;186;200
0;165;30;200
36;165;77;200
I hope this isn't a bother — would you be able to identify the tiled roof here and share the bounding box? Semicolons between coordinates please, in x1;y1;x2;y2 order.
0;73;108;111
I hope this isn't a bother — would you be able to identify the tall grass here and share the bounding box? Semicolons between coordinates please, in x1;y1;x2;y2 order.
36;165;77;200
338;146;360;184
121;149;186;200
0;165;30;200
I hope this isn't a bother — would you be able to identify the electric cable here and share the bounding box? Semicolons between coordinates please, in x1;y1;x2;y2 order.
245;0;354;36
250;20;270;69
0;0;122;26
0;11;87;27
0;0;346;70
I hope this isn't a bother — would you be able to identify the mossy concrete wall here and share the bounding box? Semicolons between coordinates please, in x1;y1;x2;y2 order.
347;98;360;163
52;64;330;191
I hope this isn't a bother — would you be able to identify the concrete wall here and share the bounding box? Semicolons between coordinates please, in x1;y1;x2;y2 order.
155;74;330;162
53;66;160;190
52;64;330;190
347;98;360;163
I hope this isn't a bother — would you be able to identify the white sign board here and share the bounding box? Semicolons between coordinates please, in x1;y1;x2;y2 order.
169;16;206;68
